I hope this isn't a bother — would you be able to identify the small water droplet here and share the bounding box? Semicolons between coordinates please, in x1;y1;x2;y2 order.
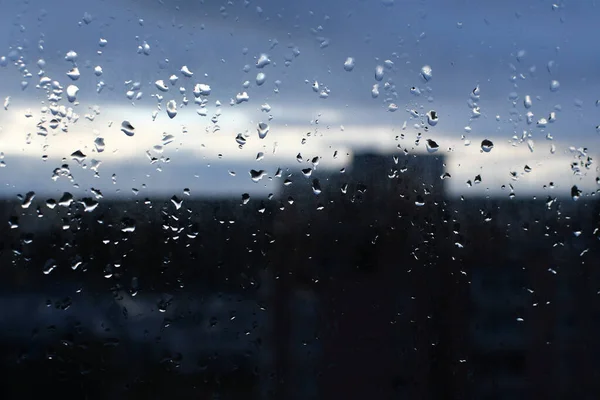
312;179;322;195
155;80;169;92
426;139;439;153
43;259;57;275
22;191;35;209
344;57;355;71
193;83;211;97
250;169;266;182
121;121;135;136
256;54;271;68
67;67;80;80
371;84;379;98
66;85;79;102
70;150;86;163
235;92;250;104
375;65;384;81
257;122;269;139
481;139;494;152
426;110;438;126
94;137;105;152
571;185;581;201
256;72;266;86
166;100;177;118
241;193;250;205
180;65;193;77
524;95;532;108
420;65;433;81
549;80;560;92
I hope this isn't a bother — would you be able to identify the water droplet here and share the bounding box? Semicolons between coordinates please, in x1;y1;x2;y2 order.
571;185;581;201
235;92;250;104
235;133;247;147
481;139;494;152
550;80;560;92
537;118;547;128
67;67;80;80
256;72;266;86
371;84;380;98
250;169;266;182
241;193;250;205
193;83;211;97
256;54;271;68
94;137;105;152
93;65;103;76
155;80;169;92
171;195;183;210
121;217;136;232
22;191;35;208
420;65;433;81
70;150;86;163
74;196;96;213
257;122;269;139
312;179;322;195
426;139;439;153
388;103;398;112
66;85;79;103
121;121;135;136
65;50;78;62
375;65;384;81
43;259;57;275
140;41;151;55
166;100;177;118
58;192;74;207
524;95;532;108
426;110;438;126
343;57;355;71
180;65;193;77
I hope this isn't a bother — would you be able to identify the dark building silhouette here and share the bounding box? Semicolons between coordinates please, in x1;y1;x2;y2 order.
0;151;598;399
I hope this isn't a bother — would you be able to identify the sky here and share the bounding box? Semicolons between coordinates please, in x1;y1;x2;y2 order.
0;0;598;200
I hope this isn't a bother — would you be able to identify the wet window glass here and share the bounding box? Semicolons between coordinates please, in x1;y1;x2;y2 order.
0;0;598;398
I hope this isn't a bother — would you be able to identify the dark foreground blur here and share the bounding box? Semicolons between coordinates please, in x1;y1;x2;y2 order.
0;152;599;399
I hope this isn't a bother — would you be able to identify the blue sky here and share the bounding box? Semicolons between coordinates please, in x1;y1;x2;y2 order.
0;0;598;199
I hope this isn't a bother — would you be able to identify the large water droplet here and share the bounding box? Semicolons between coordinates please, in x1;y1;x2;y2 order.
166;100;177;118
121;121;135;136
257;122;269;139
